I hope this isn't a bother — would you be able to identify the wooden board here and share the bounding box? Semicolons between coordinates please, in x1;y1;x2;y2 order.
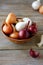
0;1;43;49
0;50;43;65
0;0;43;65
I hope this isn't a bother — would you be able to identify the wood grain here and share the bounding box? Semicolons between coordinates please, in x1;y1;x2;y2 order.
0;50;43;65
0;0;43;65
0;0;43;49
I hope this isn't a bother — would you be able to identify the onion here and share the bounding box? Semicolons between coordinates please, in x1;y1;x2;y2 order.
6;13;16;24
28;22;37;34
3;24;13;34
29;49;39;58
10;32;19;39
19;29;30;39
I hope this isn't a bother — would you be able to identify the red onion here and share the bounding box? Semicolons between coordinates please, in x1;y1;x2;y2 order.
29;49;39;58
19;29;30;39
29;22;37;34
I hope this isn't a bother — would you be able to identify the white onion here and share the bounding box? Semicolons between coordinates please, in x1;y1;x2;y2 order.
15;22;28;31
23;17;32;26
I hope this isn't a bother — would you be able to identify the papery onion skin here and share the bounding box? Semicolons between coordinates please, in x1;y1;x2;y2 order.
3;24;13;34
29;49;39;58
19;29;30;39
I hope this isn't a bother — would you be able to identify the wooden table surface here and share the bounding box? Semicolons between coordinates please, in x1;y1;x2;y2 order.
0;0;43;65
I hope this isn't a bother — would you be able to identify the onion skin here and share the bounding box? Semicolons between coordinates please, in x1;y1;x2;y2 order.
6;13;16;24
29;49;39;58
19;29;29;39
3;24;13;34
10;32;19;39
15;22;28;31
29;26;37;34
39;6;43;14
32;0;41;10
28;23;37;34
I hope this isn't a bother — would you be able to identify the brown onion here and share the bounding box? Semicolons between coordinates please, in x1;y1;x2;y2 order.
3;24;13;34
10;32;19;39
6;13;17;24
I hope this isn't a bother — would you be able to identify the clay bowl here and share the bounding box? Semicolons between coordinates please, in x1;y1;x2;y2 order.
2;18;36;44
